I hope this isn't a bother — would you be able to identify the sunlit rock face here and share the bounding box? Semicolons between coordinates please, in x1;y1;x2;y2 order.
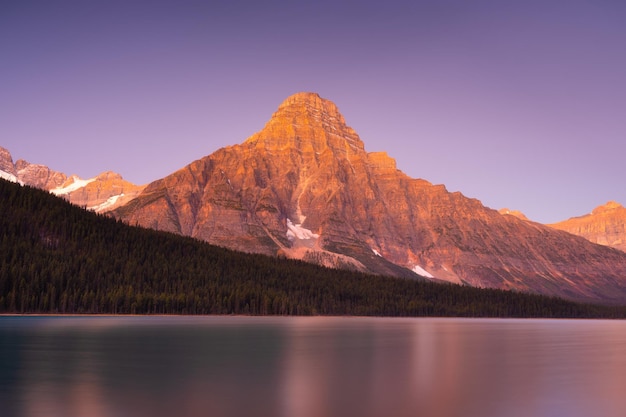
550;202;626;253
0;146;144;212
0;147;64;187
113;93;626;302
499;208;530;221
0;147;17;177
16;160;68;189
50;171;146;212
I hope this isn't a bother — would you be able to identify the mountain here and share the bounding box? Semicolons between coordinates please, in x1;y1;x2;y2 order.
549;202;626;252
113;92;626;303
0;146;144;212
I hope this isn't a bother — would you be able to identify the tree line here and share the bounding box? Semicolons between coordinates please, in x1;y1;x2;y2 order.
1;178;626;318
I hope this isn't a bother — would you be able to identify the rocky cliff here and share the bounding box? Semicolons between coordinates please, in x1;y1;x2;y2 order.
15;160;68;190
0;147;21;183
50;171;146;212
113;92;626;303
550;202;626;252
0;146;144;212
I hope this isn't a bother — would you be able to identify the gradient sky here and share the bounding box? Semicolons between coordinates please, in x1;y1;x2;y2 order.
2;0;625;223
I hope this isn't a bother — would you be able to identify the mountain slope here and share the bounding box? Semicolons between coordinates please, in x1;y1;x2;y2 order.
550;201;626;252
114;92;626;303
0;146;144;212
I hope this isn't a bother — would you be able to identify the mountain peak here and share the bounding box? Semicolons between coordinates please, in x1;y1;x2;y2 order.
0;146;16;175
277;92;340;116
498;208;530;221
592;201;623;215
279;91;322;103
550;200;626;253
246;92;365;154
95;171;124;181
275;92;346;125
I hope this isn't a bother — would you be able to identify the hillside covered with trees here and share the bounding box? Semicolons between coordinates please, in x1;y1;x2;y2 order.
1;179;625;318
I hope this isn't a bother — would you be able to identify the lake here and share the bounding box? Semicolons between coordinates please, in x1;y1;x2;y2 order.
1;316;626;417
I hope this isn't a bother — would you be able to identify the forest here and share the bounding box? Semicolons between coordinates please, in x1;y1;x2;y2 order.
1;178;626;318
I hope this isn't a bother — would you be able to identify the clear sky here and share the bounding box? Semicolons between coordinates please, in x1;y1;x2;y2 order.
2;0;625;223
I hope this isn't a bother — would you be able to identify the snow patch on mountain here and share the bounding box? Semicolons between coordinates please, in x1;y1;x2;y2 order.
412;265;434;278
88;193;125;212
286;219;319;241
372;248;382;257
50;176;96;195
0;170;23;185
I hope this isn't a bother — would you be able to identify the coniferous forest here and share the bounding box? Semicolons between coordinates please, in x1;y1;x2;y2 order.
1;178;626;318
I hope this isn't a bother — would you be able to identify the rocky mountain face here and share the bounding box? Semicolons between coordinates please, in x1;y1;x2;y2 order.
0;146;144;212
0;147;21;183
50;171;146;212
498;208;530;221
15;160;68;190
113;92;626;303
549;202;626;252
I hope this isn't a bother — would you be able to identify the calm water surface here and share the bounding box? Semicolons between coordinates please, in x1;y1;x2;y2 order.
1;316;626;417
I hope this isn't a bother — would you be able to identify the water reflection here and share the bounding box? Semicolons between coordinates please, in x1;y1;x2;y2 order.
1;317;626;417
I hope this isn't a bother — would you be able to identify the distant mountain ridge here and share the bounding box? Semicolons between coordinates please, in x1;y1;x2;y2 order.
112;92;626;303
0;146;144;212
549;201;626;252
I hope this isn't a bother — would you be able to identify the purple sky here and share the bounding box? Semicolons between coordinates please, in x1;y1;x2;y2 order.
2;0;625;223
